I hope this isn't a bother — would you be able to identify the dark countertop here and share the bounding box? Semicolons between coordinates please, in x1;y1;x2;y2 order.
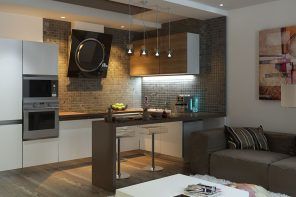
92;112;225;126
60;108;225;122
59;108;143;121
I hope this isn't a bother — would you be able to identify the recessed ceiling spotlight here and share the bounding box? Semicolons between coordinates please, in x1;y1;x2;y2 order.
121;25;125;29
219;3;224;7
60;16;66;19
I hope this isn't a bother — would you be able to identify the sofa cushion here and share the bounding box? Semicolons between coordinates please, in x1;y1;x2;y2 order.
269;157;296;196
210;149;289;188
225;126;269;151
251;126;269;151
265;131;296;156
224;126;256;150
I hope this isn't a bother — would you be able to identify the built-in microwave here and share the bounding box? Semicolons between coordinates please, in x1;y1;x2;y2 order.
23;100;59;141
23;75;58;100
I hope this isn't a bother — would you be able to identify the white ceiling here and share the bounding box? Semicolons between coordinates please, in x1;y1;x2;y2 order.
0;0;280;32
191;0;279;10
0;0;161;31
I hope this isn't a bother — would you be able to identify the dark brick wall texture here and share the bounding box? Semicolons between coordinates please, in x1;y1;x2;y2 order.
43;16;226;114
141;17;226;113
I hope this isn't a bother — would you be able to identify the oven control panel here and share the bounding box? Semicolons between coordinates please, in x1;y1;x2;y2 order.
23;101;59;110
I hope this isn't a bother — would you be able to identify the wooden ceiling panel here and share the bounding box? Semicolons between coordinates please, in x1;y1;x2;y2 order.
52;0;150;15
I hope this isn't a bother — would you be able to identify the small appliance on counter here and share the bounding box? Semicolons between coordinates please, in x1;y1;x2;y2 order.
175;95;199;113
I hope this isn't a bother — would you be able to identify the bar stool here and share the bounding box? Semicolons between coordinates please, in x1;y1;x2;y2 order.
116;127;135;179
140;125;168;172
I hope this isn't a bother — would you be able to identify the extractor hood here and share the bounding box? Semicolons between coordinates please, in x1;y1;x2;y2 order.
68;29;113;78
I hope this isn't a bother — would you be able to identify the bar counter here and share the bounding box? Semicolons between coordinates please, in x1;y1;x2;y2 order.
92;112;225;191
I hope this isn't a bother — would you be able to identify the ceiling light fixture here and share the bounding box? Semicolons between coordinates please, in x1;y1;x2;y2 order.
167;8;172;58
219;3;224;7
127;0;133;55
60;16;66;19
121;25;125;29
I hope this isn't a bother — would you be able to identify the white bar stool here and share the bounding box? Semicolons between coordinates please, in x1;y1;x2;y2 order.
140;125;168;172
116;127;135;179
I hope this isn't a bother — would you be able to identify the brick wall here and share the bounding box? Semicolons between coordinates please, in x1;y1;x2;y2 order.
43;19;141;113
141;17;226;113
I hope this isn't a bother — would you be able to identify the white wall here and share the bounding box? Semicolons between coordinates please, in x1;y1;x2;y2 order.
0;12;42;42
227;0;296;133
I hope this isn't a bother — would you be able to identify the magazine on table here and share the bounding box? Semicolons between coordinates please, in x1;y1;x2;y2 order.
183;184;222;197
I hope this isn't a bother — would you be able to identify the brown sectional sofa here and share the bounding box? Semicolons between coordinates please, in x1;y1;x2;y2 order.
190;128;296;196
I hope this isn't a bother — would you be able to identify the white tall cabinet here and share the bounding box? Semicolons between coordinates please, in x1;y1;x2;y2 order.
21;41;59;167
0;39;22;121
0;39;23;171
23;41;58;75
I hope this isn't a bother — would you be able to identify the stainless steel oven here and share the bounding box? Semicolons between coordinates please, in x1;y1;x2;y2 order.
23;75;58;101
23;100;59;140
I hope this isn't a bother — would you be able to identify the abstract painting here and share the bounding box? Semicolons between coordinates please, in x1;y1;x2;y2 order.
259;26;296;100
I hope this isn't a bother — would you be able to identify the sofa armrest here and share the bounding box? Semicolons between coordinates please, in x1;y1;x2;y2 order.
190;128;227;175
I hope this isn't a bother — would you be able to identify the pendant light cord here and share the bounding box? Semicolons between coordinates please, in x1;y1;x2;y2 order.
128;0;131;45
168;8;171;50
143;7;146;48
156;6;159;49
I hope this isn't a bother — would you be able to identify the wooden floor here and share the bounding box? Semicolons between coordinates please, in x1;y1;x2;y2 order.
0;154;186;197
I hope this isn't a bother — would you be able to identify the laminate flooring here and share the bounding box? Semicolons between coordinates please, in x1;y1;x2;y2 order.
0;155;186;197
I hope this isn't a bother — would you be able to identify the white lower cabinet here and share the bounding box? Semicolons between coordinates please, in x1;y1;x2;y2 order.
21;120;183;168
139;121;183;158
23;138;59;168
0;124;22;171
59;119;101;162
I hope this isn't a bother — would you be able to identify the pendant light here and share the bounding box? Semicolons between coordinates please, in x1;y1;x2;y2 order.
141;24;147;56
140;1;148;56
167;8;172;58
155;6;160;57
127;0;133;55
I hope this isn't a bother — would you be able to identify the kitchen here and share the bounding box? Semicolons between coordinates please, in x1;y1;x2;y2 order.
0;0;226;196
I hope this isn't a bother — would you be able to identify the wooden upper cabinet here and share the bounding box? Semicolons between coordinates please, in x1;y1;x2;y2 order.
130;37;159;76
159;33;187;74
130;32;199;76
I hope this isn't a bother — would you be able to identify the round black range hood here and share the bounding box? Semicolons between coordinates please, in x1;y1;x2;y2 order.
68;29;113;78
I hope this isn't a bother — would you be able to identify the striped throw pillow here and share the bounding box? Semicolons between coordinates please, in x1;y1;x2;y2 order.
245;126;269;151
224;126;269;151
225;126;256;150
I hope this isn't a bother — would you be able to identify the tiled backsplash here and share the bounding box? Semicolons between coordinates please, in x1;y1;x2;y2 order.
43;19;141;113
141;17;226;113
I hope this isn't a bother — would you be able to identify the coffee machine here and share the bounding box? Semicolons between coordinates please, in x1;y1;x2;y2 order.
175;95;199;113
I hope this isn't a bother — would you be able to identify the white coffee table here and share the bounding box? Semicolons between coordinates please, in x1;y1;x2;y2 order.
115;174;249;197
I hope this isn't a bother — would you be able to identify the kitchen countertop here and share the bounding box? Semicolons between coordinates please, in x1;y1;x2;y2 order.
59;108;143;121
107;112;225;126
60;107;225;123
